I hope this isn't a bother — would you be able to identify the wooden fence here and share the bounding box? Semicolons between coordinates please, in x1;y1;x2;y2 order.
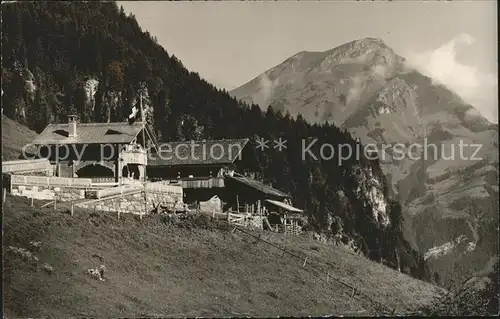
227;211;251;227
278;224;302;236
228;224;410;315
224;211;264;230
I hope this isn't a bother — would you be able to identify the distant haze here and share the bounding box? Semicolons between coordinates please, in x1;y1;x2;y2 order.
120;1;497;123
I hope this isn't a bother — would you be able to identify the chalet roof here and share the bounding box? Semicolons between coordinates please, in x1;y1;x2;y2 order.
31;122;150;145
227;173;291;199
265;199;304;213
148;138;249;166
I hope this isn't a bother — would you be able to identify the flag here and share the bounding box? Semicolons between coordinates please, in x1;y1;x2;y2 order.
128;106;139;125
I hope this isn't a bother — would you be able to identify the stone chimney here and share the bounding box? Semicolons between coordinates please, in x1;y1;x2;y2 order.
68;115;78;137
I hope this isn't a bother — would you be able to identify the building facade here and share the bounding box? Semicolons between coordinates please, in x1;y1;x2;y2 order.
30;115;157;183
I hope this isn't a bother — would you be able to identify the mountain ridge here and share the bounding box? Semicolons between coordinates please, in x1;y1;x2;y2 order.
230;38;499;290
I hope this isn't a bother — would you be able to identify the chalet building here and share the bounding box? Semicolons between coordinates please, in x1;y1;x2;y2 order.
147;138;249;201
147;138;305;229
30;115;157;183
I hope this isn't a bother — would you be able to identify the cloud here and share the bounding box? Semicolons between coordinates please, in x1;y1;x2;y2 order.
346;75;364;105
258;73;277;108
372;64;388;79
405;33;498;123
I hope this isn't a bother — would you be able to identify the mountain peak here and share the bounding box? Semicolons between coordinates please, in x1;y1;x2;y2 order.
318;37;400;69
355;37;387;46
330;37;389;53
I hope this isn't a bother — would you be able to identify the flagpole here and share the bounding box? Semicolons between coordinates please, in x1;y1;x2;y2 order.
140;90;148;218
140;91;147;183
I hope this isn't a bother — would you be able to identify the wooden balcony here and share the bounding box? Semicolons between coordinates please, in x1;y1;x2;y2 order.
178;177;225;189
2;159;53;175
121;149;147;165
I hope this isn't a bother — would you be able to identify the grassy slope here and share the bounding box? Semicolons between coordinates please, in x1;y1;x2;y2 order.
1;115;38;161
3;195;446;318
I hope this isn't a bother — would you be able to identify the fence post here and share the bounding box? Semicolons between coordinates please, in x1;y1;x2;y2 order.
143;188;147;216
71;201;74;216
257;200;262;229
31;196;34;207
117;196;121;220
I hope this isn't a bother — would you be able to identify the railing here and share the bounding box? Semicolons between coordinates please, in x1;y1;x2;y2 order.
179;177;225;189
145;181;183;195
10;174;92;188
2;159;52;174
91;177;116;183
88;184;144;199
84;181;183;199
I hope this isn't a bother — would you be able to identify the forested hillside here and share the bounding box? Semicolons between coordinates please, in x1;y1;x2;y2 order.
1;2;432;282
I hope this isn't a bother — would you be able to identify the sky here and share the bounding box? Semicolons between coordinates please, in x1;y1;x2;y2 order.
120;1;497;123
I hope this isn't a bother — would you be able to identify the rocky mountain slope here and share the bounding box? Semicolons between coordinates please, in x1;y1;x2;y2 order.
231;38;499;290
421;257;499;316
231;38;405;125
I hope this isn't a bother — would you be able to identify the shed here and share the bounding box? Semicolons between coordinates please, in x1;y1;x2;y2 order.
264;199;305;235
